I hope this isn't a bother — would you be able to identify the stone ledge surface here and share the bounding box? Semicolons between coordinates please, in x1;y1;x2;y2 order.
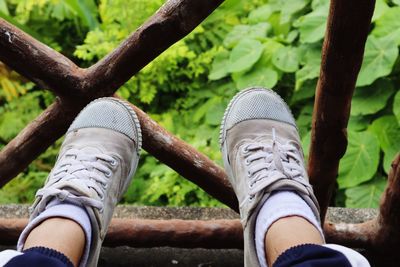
0;204;377;222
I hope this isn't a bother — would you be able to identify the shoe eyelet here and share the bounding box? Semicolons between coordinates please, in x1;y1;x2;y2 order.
245;159;250;165
247;170;251;177
110;159;117;166
105;171;112;178
242;146;249;153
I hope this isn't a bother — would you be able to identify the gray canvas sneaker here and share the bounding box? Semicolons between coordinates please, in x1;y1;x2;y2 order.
27;97;141;267
219;87;320;267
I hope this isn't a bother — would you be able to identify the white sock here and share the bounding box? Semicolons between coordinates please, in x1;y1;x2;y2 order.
254;191;324;267
17;199;92;267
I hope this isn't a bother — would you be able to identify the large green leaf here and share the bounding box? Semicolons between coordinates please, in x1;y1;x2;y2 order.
357;35;398;87
311;0;330;11
394;91;400;125
296;65;320;90
295;44;321;89
291;79;316;104
348;116;369;132
369;116;400;173
258;38;285;66
0;0;9;15
209;50;230;81
280;0;309;24
373;6;400;37
272;46;299;72
296;105;313;137
64;0;99;30
372;0;389;22
228;39;264;73
295;8;327;43
224;23;270;48
351;79;394;116
338;131;380;188
345;176;386;208
369;116;400;154
268;13;291;36
248;4;274;24
235;66;278;90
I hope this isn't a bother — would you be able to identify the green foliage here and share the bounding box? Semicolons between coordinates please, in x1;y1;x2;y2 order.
357;35;398;87
1;0;99;55
0;89;57;203
351;80;394;116
345;176;386;209
337;131;380;188
1;0;399;210
207;0;399;208
228;39;264;73
295;6;327;43
272;46;299;73
369;116;400;173
394;91;400;124
0;90;53;142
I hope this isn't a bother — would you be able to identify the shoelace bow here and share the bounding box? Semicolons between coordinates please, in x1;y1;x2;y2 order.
34;148;116;214
242;128;305;196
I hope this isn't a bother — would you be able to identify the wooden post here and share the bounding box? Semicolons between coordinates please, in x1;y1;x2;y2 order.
308;0;375;220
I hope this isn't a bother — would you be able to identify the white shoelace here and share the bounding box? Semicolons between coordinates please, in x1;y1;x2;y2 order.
33;148;116;215
242;128;306;197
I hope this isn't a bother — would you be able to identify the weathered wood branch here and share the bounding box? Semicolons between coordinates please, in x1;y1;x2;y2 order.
0;19;84;99
373;153;400;265
0;100;239;211
0;217;378;252
0;0;224;100
323;154;400;266
323;220;376;249
0;218;243;248
308;0;375;220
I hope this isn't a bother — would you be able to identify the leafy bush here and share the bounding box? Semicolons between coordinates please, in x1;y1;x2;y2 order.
0;0;399;208
207;0;400;208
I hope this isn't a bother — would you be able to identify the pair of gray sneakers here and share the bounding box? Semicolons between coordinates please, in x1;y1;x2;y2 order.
27;88;320;267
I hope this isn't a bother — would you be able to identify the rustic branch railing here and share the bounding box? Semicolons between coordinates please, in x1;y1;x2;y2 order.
1;0;400;264
0;0;238;211
308;0;375;220
0;217;378;249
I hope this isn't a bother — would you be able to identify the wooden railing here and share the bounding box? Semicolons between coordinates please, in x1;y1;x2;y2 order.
1;0;400;265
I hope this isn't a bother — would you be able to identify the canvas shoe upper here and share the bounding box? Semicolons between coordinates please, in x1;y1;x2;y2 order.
220;87;320;267
27;98;142;267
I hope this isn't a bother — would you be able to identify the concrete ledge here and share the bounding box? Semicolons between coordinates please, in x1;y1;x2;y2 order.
0;204;377;222
0;205;377;267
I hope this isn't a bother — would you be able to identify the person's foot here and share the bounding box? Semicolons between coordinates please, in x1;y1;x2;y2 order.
25;98;141;267
219;87;320;266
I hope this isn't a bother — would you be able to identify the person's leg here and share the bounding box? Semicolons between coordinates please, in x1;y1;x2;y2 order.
220;87;370;267
23;218;85;266
265;216;323;266
1;98;141;267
